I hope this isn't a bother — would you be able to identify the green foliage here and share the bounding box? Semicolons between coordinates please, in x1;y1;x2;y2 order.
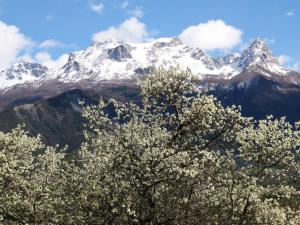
0;67;299;225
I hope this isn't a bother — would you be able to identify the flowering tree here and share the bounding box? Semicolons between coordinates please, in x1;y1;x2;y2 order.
79;67;300;225
0;126;63;225
1;67;299;225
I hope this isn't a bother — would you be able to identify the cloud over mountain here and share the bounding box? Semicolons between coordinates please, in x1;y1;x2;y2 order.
92;17;150;43
179;20;243;51
0;20;32;70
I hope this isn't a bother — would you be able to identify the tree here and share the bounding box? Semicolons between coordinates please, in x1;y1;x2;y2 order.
0;66;299;225
80;67;300;225
0;126;63;225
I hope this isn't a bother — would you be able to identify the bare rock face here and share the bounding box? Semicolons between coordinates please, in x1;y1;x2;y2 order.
61;60;80;74
107;44;132;61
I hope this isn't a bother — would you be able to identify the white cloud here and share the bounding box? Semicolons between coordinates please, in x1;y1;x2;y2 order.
179;20;243;51
121;1;129;9
286;10;295;16
89;2;104;14
129;6;143;18
35;52;69;69
92;17;149;43
277;55;290;65
39;39;65;49
0;20;72;71
0;20;33;70
39;39;77;50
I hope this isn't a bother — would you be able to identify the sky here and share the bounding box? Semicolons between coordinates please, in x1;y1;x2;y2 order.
0;0;299;71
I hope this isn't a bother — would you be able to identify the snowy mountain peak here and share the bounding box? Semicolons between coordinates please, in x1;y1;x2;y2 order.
91;37;123;47
249;38;268;49
0;61;49;89
240;39;277;66
8;60;49;78
0;37;295;90
238;38;288;75
152;37;183;47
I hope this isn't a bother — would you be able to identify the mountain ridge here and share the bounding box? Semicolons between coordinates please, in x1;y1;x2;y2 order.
0;37;297;91
1;37;300;149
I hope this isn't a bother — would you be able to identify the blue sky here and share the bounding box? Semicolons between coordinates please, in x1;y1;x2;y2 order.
0;0;299;70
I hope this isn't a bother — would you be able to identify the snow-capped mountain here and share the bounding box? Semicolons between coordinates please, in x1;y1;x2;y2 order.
237;39;289;75
0;61;49;89
1;38;300;147
0;37;295;90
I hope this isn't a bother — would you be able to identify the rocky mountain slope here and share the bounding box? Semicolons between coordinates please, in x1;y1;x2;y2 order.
2;74;300;150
